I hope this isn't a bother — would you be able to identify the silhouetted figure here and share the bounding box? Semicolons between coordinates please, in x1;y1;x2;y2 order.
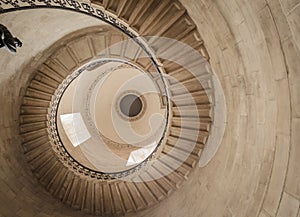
0;24;22;53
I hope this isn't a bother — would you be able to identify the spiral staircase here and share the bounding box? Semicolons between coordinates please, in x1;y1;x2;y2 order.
17;1;214;216
1;0;300;216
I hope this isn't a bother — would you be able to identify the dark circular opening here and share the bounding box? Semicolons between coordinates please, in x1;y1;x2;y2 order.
120;94;143;117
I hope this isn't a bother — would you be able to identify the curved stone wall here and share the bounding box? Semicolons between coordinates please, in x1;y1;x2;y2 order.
0;1;299;217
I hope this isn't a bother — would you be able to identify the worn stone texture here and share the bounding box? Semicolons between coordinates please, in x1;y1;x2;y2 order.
277;192;300;217
0;0;299;217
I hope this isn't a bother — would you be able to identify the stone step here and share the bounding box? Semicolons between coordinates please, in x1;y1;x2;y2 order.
165;140;201;158
170;126;208;145
125;182;146;211
34;157;57;182
45;53;77;77
63;176;80;205
20;114;48;124
171;90;209;101
171;120;210;133
44;57;72;78
138;175;165;201
33;72;61;89
94;182;104;215
163;144;198;168
21;128;48;143
158;155;191;179
172;94;210;106
25;87;53;101
172;107;211;118
172;118;211;131
97;0;108;8
38;64;65;83
169;74;212;90
152;176;174;196
82;180;94;213
139;0;177;35
131;0;171;33
172;115;211;124
144;6;185;37
181;30;204;51
22;135;49;153
24;141;50;162
57;171;75;201
29;149;53;173
117;0;140;22
167;135;204;156
170;85;206;96
149;165;179;190
22;96;50;107
117;182;135;213
162;150;196;169
147;17;196;57
29;80;56;94
102;182;113;214
161;15;195;40
46;167;68;196
111;0;127;16
39;160;61;187
167;70;195;84
71;179;87;210
151;161;185;188
20;121;47;134
109;182;123;215
20;106;48;115
133;182;158;207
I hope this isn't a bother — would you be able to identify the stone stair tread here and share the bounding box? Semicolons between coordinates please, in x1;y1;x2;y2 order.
25;87;53;101
158;155;191;179
20;106;48;115
133;182;158;207
125;182;146;211
117;182;135;213
20;121;47;133
22;135;49;153
94;182;104;215
22;96;50;107
109;182;123;215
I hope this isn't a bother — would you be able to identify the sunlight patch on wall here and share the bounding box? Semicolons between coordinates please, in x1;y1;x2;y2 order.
126;142;157;166
60;113;91;147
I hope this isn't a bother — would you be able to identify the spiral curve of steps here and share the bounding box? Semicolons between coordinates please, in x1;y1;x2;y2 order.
19;0;214;216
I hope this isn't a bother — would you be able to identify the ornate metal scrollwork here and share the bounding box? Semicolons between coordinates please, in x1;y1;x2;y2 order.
0;24;22;53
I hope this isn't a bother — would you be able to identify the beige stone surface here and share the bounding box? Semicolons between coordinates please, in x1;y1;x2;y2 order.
259;210;272;217
0;0;300;216
277;192;299;217
285;118;300;199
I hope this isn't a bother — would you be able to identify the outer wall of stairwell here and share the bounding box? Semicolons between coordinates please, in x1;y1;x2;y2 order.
0;0;300;217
